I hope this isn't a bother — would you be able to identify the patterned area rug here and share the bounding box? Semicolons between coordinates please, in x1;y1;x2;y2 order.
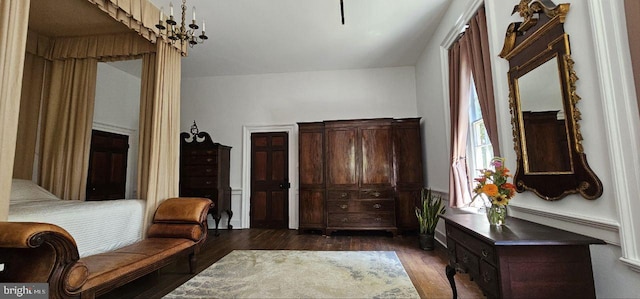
163;250;420;299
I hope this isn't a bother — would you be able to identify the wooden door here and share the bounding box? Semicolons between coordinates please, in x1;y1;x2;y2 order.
250;132;289;228
86;130;129;200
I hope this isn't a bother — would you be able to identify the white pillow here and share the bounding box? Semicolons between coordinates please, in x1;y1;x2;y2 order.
10;179;59;203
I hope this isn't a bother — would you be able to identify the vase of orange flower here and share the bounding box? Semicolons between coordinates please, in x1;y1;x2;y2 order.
472;157;516;226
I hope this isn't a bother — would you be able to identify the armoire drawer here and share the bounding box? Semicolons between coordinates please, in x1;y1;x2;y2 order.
327;212;395;227
327;190;358;200
327;199;395;213
359;189;394;199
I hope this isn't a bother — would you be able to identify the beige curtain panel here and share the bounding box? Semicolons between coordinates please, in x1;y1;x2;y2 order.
13;53;50;180
39;58;98;201
139;41;181;228
0;0;31;221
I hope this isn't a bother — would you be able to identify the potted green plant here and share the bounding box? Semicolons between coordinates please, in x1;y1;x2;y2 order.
415;187;446;250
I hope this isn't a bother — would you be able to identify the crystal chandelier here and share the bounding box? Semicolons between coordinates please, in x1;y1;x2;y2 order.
156;0;208;47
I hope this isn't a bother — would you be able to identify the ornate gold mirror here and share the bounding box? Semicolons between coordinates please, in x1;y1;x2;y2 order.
499;0;602;200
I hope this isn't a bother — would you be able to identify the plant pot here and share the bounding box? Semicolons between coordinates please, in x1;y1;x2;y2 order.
418;233;435;251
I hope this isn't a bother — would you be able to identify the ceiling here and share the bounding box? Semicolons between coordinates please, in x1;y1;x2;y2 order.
28;0;452;78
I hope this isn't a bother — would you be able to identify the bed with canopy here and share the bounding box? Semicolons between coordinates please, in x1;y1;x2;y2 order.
1;0;186;243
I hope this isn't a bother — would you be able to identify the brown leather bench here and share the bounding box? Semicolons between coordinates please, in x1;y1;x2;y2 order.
0;197;212;299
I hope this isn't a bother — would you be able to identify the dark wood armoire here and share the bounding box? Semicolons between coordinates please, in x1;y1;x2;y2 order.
298;118;423;235
179;129;232;236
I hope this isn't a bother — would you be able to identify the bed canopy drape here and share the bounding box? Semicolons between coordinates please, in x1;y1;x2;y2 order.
1;0;183;225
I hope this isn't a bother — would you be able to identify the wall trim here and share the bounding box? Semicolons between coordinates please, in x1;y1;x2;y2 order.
92;121;137;136
241;124;298;229
509;204;619;234
587;0;640;271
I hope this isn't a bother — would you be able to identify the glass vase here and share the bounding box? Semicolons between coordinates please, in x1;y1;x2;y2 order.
486;204;507;226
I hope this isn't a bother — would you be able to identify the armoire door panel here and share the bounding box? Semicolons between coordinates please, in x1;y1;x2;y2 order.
326;128;358;187
360;127;393;187
299;190;325;227
394;124;424;186
298;122;326;232
299;131;324;186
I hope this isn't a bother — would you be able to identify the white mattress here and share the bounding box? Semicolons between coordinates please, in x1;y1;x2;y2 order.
9;180;146;258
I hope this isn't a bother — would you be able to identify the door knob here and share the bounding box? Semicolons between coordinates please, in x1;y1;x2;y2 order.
279;182;291;189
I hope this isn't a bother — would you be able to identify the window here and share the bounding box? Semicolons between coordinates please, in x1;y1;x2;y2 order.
468;77;493;176
467;77;493;207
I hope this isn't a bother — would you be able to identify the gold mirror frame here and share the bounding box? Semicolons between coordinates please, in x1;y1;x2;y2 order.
499;0;602;200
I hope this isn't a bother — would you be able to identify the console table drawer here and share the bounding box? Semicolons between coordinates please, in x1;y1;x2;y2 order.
455;245;479;277
447;223;496;266
478;259;498;298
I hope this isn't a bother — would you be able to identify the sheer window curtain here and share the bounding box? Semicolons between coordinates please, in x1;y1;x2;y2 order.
448;7;500;207
0;0;30;220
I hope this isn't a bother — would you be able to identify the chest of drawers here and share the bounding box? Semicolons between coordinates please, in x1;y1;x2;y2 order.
442;213;604;299
180;131;232;235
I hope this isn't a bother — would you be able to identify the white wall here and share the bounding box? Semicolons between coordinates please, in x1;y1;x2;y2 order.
181;66;419;187
180;66;419;228
415;0;640;297
93;61;141;199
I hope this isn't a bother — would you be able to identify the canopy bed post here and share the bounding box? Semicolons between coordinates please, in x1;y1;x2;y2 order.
0;0;30;221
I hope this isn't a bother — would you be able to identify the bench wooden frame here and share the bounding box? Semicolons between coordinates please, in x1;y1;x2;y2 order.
0;197;212;299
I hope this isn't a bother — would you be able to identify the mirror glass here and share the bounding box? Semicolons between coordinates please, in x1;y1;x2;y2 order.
516;57;573;174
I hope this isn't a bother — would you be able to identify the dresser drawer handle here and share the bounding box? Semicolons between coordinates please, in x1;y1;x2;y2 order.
340;204;348;210
371;191;381;197
483;271;492;283
340;192;348;198
481;249;489;258
205;168;213;173
341;218;348;223
375;217;382;221
206;158;213;162
205;181;212;185
373;203;382;209
204;194;212;198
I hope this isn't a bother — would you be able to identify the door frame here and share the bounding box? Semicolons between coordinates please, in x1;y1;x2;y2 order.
242;124;297;229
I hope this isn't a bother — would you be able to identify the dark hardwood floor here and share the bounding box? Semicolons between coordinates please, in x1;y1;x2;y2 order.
99;229;485;299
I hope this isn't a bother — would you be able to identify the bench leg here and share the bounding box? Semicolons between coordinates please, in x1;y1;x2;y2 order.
189;252;197;274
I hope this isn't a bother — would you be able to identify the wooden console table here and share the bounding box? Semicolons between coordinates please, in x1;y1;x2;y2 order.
442;213;605;299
